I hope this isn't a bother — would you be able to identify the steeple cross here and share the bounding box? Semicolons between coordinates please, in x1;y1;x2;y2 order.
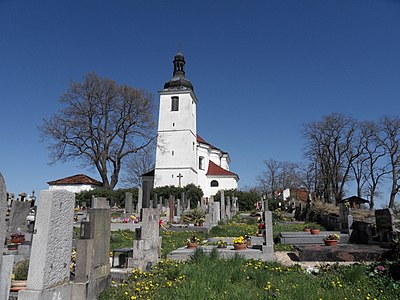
177;173;183;187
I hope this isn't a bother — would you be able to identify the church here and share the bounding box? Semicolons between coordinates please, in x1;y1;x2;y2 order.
149;52;239;198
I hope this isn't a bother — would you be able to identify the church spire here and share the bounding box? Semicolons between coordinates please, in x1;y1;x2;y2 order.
173;51;185;77
164;51;194;91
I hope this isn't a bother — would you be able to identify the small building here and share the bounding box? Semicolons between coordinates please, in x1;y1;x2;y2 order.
337;196;369;209
47;174;103;193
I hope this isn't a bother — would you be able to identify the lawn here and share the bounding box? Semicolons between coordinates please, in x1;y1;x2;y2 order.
103;219;400;299
100;249;400;300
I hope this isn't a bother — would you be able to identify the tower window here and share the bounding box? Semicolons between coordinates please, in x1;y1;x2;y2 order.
172;151;174;156
199;156;204;170
171;96;179;111
211;180;219;187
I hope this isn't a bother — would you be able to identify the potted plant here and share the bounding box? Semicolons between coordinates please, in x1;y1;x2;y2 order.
186;236;201;248
217;239;227;248
310;228;320;235
323;233;340;246
10;233;25;244
303;226;311;232
233;236;247;250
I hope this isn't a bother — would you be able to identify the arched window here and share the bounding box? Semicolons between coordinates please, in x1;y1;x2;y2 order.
171;96;179;111
211;180;219;187
199;156;204;170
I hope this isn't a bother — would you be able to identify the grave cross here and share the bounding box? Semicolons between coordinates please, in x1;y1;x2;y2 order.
177;173;183;187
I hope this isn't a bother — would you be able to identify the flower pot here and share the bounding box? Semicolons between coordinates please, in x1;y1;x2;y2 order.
303;228;311;232
233;243;247;251
7;244;17;250
324;240;338;246
186;242;199;249
310;229;320;235
10;237;24;244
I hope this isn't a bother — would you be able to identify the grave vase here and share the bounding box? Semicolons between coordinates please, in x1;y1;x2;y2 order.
187;242;199;249
233;243;247;251
324;240;338;246
311;229;320;235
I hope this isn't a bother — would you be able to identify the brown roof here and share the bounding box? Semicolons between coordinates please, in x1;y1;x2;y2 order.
47;174;102;186
206;160;238;178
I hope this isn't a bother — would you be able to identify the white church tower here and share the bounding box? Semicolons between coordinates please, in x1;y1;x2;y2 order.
154;52;198;188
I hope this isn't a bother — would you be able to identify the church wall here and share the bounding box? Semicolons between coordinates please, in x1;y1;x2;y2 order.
154;168;198;188
203;176;238;198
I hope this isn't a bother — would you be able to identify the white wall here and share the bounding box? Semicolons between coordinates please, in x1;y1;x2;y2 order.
48;184;97;193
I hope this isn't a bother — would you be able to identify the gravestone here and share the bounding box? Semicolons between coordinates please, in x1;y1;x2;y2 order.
375;208;395;242
125;192;133;214
169;196;175;223
19;190;75;300
226;196;231;219
142;178;153;208
0;255;14;300
137;187;143;213
0;173;6;274
176;198;181;221
201;197;206;211
8;200;32;236
131;208;161;270
212;201;220;225
181;192;186;211
339;203;353;234
0;173;13;300
262;210;275;260
220;190;226;220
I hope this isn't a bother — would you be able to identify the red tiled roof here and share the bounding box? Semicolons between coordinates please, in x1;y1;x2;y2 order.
47;174;103;186
206;160;238;178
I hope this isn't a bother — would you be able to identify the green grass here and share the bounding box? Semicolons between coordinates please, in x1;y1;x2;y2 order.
100;250;400;300
109;220;323;256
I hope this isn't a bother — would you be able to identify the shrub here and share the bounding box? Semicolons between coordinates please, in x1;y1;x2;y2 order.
14;260;29;280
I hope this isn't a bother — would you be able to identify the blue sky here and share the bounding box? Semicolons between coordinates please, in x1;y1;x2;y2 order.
1;0;400;206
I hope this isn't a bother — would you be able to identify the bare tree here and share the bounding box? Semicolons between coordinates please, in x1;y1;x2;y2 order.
303;113;361;203
358;121;389;209
376;115;400;208
121;145;155;187
41;73;156;190
257;159;301;198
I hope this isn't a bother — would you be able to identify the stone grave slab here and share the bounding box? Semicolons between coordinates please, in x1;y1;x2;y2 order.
167;245;274;261
279;231;349;244
294;244;385;262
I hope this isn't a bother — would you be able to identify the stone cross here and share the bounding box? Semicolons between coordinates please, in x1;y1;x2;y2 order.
19;190;75;300
177;173;183;187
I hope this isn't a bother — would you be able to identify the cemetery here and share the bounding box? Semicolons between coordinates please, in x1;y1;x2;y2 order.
1;171;400;300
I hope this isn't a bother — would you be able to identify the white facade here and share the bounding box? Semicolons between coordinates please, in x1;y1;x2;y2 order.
48;184;98;193
154;52;238;198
